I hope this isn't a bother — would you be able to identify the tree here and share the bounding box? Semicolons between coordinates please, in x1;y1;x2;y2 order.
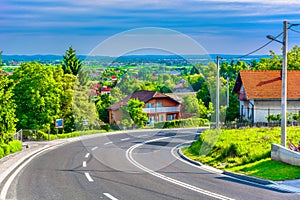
95;94;112;123
11;62;62;130
128;98;148;127
59;71;77;132
182;95;200;116
0;51;3;66
73;79;99;130
61;46;82;76
287;46;300;70
0;69;17;142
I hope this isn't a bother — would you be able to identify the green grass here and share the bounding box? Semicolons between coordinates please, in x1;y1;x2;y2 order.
229;158;300;181
183;127;300;180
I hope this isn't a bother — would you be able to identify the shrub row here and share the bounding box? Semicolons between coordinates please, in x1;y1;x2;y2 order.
36;130;107;140
154;118;209;129
0;140;22;159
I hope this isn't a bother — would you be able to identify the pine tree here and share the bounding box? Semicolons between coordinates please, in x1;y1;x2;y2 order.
61;46;82;76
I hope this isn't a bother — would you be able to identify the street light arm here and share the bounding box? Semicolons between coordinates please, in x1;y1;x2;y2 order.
266;35;283;44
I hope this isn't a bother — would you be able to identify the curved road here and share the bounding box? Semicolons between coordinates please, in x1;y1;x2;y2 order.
5;129;300;200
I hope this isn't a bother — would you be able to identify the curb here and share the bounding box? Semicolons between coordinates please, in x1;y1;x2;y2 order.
177;145;276;186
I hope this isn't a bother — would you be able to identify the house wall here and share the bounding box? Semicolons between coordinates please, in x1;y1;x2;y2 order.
109;109;123;124
145;98;180;123
254;100;300;122
240;99;300;123
109;97;181;125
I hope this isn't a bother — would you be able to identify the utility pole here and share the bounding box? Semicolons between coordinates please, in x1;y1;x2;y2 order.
216;56;220;129
281;20;288;147
226;77;229;108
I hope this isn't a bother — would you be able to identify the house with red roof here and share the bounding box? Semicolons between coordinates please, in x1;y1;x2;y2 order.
107;90;181;125
232;70;300;123
101;86;112;95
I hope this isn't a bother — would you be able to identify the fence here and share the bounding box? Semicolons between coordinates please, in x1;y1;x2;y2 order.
223;121;300;129
13;129;23;141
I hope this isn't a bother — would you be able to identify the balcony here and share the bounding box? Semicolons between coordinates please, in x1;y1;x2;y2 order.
143;106;180;113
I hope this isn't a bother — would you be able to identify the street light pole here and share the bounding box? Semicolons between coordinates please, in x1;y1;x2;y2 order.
281;20;288;147
216;56;220;129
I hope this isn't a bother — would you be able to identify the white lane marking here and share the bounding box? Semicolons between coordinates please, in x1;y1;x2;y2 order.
103;193;119;200
85;172;94;182
126;137;234;200
85;153;90;158
91;146;98;151
0;144;66;200
104;141;113;145
121;137;130;141
171;143;223;174
83;161;87;168
138;134;147;138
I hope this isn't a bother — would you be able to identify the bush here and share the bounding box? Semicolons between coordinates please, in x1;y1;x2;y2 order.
0;148;4;159
154;118;209;129
35;130;106;140
8;140;22;154
0;143;10;156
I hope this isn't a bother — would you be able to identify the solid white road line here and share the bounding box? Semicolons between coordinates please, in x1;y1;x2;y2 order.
121;138;130;141
0;144;65;200
84;172;94;182
104;141;113;145
85;153;90;158
126;137;234;200
83;161;87;168
103;193;119;200
171;143;223;174
91;146;98;151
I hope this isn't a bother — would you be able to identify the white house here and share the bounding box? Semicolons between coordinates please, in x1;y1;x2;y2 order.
232;70;300;123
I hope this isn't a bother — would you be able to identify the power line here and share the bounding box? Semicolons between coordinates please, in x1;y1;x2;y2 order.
219;32;284;61
290;28;300;34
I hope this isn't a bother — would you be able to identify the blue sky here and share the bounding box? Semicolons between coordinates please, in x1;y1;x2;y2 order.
1;0;300;55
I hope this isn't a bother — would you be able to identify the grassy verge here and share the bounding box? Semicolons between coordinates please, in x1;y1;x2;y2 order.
183;127;300;181
229;158;300;181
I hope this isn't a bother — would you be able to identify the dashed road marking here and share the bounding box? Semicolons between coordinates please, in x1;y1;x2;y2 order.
104;141;113;145
91;146;98;151
121;138;130;141
103;193;119;200
85;172;94;182
85;153;90;158
83;161;87;168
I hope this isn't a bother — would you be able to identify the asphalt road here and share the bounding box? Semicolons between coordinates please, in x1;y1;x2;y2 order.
6;129;300;200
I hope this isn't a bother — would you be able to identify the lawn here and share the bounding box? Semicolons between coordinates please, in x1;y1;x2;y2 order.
183;127;300;181
229;158;300;181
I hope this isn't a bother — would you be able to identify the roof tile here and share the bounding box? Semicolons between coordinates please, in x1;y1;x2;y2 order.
235;70;300;99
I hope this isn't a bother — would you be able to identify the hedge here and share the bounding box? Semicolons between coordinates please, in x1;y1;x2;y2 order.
0;140;22;159
154;118;209;129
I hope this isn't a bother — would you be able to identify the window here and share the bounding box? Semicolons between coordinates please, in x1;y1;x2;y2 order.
146;103;154;108
156;102;162;108
167;115;173;121
160;115;164;122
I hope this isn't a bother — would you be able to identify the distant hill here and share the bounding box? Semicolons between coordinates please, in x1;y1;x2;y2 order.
2;54;271;66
